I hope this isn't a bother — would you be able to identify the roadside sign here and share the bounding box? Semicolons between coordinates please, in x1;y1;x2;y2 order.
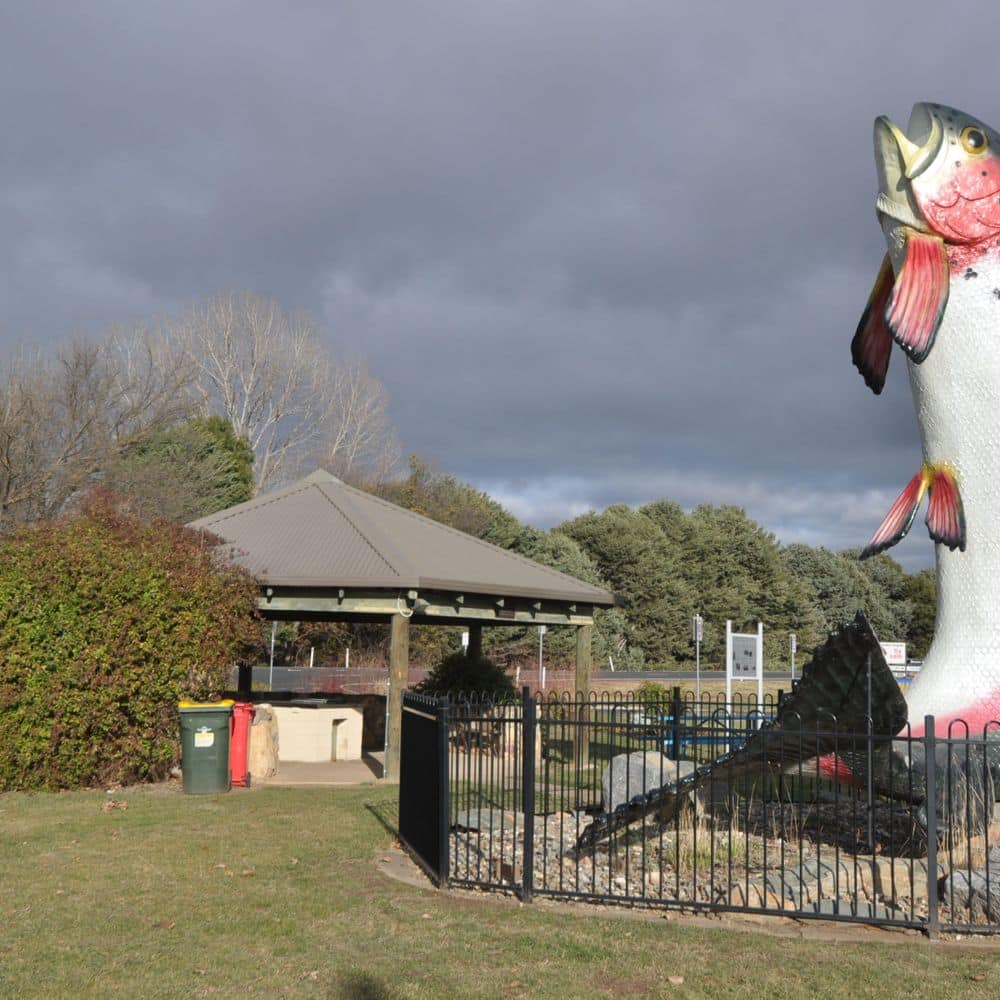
725;620;764;727
879;641;906;669
693;615;703;643
730;635;760;678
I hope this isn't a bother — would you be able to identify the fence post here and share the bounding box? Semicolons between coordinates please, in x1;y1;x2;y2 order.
437;697;451;889
670;686;682;762
521;686;536;902
924;715;939;939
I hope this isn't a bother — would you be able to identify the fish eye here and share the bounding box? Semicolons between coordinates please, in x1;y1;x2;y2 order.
961;126;988;154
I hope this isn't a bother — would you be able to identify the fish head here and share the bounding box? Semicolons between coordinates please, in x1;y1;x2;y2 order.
875;102;1000;245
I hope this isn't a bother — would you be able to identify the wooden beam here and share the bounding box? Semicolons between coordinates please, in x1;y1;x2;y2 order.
255;587;599;626
384;613;410;783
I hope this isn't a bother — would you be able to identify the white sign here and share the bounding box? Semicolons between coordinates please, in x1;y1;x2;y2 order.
693;614;703;643
730;635;760;678
725;620;764;725
879;641;907;668
790;633;797;655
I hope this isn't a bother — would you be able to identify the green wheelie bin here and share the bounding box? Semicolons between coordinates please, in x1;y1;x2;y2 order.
178;700;234;794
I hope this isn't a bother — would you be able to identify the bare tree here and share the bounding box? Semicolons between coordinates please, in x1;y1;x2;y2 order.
0;328;194;527
313;356;401;487
176;292;401;492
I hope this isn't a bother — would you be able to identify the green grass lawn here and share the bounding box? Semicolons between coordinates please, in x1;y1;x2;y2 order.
1;784;996;998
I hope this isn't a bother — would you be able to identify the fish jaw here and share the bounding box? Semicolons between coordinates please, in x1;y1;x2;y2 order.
873;111;932;234
875;103;1000;246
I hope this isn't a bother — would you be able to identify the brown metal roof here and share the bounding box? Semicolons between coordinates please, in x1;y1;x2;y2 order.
189;469;615;606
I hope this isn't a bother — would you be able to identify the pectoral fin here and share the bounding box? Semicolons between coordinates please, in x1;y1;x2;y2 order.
926;465;966;551
884;228;949;363
861;468;930;558
851;254;895;394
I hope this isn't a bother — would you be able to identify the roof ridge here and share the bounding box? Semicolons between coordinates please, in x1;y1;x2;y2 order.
191;480;313;528
311;482;415;581
338;481;611;598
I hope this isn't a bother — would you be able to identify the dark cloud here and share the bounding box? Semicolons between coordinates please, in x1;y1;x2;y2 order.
4;2;1000;569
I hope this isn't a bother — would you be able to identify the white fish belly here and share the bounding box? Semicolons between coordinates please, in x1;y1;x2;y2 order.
905;251;1000;727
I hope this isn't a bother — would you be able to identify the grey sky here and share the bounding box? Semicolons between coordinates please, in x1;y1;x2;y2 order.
4;2;999;569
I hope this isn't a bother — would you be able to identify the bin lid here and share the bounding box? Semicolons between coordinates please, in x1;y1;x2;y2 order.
178;699;235;709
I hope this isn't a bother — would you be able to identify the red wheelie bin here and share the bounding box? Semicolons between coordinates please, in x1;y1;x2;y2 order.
230;702;255;787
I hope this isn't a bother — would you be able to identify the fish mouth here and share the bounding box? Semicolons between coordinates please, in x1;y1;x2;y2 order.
874;103;945;231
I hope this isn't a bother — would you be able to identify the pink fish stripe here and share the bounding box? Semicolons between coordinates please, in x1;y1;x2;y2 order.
861;469;929;558
908;691;1000;737
883;229;949;363
926;466;966;551
851;254;894;394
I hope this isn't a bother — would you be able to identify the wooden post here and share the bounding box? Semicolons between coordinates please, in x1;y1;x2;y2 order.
575;623;593;772
467;623;483;659
236;663;252;698
384;612;410;783
575;623;593;695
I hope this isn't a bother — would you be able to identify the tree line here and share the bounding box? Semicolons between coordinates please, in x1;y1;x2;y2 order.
375;461;936;671
1;290;936;672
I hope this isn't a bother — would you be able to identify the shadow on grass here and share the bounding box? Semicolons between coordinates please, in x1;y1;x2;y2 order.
365;798;400;839
335;971;397;999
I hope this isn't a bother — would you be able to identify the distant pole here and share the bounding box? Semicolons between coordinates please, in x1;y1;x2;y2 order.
693;614;703;700
725;619;733;716
790;632;797;683
538;625;547;690
268;621;276;691
757;621;764;713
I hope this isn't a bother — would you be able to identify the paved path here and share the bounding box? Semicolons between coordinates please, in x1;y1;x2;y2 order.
256;752;385;787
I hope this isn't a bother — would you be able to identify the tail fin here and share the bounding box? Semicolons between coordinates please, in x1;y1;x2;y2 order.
575;613;906;852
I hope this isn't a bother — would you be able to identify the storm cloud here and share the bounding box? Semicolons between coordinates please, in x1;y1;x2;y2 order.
4;2;999;568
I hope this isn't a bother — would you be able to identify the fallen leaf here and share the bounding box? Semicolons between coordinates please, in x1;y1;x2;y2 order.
971;974;987;982
289;858;299;865
156;920;176;931
667;976;684;986
212;863;227;870
240;869;255;877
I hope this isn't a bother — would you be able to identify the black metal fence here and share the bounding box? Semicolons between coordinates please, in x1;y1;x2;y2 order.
398;692;450;885
398;688;1000;935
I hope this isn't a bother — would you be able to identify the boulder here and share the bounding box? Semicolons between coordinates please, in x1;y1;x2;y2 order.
248;704;279;780
602;751;696;814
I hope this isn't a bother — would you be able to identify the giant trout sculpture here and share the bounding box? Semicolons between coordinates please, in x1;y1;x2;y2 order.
577;103;1000;852
854;101;1000;735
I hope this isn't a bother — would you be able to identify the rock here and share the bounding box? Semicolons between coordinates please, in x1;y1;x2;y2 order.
248;704;279;779
454;808;522;832
941;842;1000;921
601;752;696;814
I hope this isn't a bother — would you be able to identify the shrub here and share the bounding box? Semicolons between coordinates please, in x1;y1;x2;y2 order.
416;651;516;701
0;489;260;790
635;680;668;709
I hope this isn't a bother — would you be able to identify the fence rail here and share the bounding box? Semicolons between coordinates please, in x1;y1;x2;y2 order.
399;688;1000;934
